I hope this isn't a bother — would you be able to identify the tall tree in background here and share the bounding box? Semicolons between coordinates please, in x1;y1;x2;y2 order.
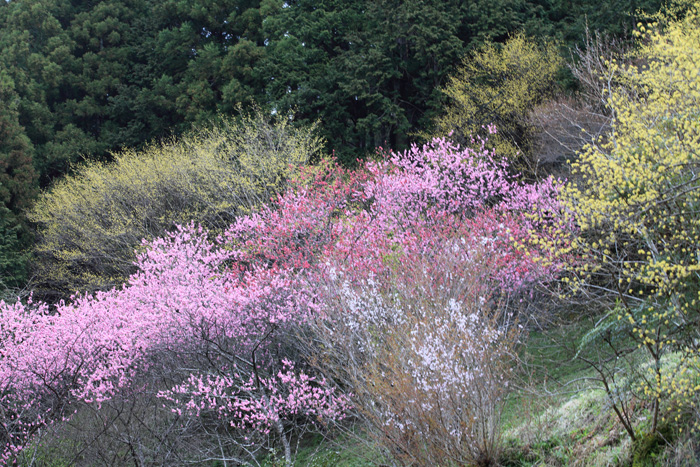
0;0;668;181
0;0;169;184
261;0;363;164
149;0;269;123
0;71;36;216
0;70;37;287
67;0;164;153
0;0;271;186
262;0;468;163
547;0;665;43
340;0;465;153
0;0;81;184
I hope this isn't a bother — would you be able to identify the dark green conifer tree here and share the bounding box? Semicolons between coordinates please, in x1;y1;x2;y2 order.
0;70;37;288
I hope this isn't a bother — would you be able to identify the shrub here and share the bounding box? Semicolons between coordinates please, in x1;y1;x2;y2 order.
296;137;570;466
565;0;700;440
313;241;522;466
430;34;562;175
1;223;348;465
2;133;570;465
29;109;323;301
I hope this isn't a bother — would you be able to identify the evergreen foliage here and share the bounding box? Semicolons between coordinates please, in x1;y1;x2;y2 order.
0;207;30;290
0;71;37;216
0;0;666;180
0;70;37;288
262;0;468;164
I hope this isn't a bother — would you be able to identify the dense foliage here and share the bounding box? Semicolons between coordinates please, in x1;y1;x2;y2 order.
0;134;569;464
0;0;663;181
0;71;37;288
28;109;322;301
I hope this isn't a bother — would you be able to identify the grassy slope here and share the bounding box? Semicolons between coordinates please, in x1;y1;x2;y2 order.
500;318;635;466
499;316;700;466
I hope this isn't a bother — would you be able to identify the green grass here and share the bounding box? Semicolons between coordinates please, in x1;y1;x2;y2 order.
499;314;634;465
260;430;386;467
502;316;600;430
499;311;700;467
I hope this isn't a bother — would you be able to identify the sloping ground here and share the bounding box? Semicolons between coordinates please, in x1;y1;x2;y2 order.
500;319;700;467
290;318;700;467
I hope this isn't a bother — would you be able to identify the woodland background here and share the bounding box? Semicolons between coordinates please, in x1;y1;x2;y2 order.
0;0;662;294
4;1;700;466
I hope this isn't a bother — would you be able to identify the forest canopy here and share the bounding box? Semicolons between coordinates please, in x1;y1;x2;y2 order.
0;0;663;182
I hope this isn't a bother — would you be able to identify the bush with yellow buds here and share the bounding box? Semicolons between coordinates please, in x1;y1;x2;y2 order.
29;110;323;301
566;0;700;440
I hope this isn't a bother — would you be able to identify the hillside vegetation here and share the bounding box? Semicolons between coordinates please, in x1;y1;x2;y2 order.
0;0;664;293
2;0;700;466
28;109;322;300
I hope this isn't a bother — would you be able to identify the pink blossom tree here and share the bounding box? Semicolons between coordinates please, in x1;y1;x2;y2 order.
0;224;349;465
0;133;573;465
286;136;572;464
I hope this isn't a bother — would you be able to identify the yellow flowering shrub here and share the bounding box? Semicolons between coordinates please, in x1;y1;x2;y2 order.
29;110;323;300
566;0;700;437
431;33;562;173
